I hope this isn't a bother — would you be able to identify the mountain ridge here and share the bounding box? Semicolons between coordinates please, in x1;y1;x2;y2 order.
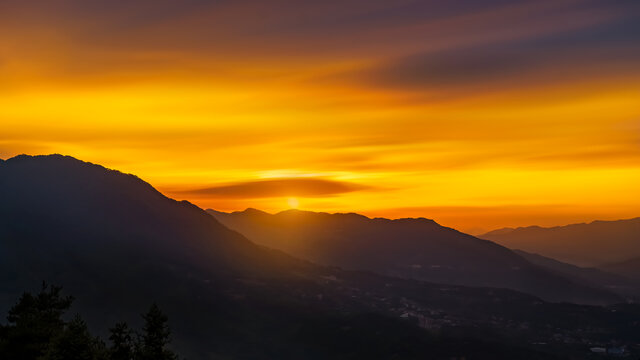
480;217;640;267
208;207;623;305
514;250;640;300
484;217;640;236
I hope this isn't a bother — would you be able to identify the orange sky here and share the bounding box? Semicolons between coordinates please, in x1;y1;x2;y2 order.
1;0;640;233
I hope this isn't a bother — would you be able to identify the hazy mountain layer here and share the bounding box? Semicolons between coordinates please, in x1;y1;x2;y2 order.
514;250;640;300
601;258;640;281
209;208;621;304
481;218;640;267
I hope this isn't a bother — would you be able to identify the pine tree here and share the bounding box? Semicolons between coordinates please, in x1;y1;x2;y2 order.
0;286;182;360
109;322;134;360
0;282;73;360
0;323;8;356
42;314;107;360
138;304;177;360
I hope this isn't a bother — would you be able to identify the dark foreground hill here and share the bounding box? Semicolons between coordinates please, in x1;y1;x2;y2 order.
208;208;621;305
480;218;640;267
1;155;639;359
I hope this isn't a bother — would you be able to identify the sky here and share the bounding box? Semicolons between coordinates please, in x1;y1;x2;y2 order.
1;0;639;233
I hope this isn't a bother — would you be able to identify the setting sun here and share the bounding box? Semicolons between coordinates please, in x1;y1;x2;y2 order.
287;198;300;209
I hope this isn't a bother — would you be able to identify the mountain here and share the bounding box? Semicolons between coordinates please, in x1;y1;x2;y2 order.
601;258;640;281
0;154;562;359
208;208;621;305
480;218;640;267
514;250;640;300
4;155;640;359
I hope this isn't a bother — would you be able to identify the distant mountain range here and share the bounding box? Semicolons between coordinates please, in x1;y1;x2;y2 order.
208;208;623;304
480;218;640;267
3;155;640;359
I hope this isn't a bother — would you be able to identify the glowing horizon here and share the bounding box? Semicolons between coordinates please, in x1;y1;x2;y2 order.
1;0;640;233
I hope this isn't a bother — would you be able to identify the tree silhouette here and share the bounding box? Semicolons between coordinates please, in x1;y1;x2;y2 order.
0;285;180;360
42;314;107;360
0;282;73;360
138;304;177;360
108;322;134;360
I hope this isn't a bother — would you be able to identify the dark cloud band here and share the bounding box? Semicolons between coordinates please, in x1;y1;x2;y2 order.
180;178;370;199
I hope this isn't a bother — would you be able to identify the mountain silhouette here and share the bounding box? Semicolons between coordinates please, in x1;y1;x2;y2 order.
208;208;621;304
0;154;561;359
4;154;640;359
480;218;640;267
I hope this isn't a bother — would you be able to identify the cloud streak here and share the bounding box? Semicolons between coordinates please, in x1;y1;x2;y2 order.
179;178;372;199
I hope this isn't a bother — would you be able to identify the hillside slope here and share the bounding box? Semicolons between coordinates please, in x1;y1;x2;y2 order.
514;250;640;300
601;258;640;281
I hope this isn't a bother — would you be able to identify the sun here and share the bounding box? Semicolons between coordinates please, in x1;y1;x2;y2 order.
287;197;300;209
